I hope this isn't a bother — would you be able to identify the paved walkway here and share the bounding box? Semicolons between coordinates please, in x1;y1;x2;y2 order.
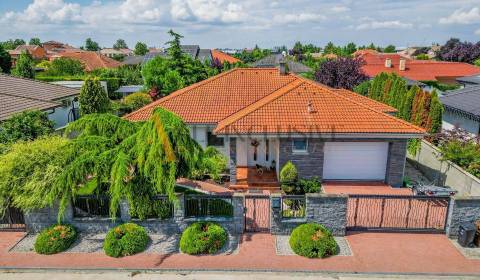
1;232;479;275
323;181;413;195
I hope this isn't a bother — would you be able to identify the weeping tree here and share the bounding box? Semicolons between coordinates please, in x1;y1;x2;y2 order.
0;108;203;221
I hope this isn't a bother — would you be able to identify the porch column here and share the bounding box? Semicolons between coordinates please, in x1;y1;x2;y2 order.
229;137;237;184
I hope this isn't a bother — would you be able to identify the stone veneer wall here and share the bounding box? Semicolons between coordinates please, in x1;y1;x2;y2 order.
446;196;480;238
229;137;237;184
270;193;348;236
24;193;245;234
277;138;408;187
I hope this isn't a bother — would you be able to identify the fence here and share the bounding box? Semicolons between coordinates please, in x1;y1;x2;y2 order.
184;195;234;218
0;207;25;231
72;196;113;218
281;195;306;218
347;195;450;233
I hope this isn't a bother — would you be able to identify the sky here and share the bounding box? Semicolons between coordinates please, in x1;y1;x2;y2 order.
0;0;479;49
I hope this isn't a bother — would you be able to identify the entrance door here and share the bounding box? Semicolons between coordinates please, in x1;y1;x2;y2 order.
244;195;270;232
247;139;267;166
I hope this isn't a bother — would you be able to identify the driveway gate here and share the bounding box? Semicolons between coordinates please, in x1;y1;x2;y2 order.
347;195;450;233
244;195;270;232
0;207;26;232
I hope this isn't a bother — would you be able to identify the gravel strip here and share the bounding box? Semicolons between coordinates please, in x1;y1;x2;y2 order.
450;239;480;259
275;235;352;256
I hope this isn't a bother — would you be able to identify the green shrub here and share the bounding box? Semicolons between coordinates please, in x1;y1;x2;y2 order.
190;146;228;182
103;223;149;258
289;223;338;258
299;177;321;193
280;161;298;193
34;224;77;255
180;222;227;255
124;92;152;111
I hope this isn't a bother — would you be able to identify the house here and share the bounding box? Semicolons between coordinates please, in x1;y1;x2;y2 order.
49;80;108;95
100;48;133;58
8;45;47;64
211;49;240;64
41;40;82;59
253;54;312;74
122;55;144;66
356;50;480;84
143;45;213;64
125;66;424;190
53;51;123;71
440;86;480;136
0;74;80;129
115;85;143;98
456;74;480;87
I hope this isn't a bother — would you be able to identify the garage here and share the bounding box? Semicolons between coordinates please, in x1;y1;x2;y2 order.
323;142;389;180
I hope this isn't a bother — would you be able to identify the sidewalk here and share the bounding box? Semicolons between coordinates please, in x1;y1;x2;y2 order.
1;231;479;275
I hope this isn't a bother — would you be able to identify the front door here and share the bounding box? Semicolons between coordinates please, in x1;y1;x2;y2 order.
247;139;268;166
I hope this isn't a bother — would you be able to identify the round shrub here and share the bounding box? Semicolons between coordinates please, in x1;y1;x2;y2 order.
289;223;338;258
180;222;227;255
34;224;77;255
124;92;152;111
103;223;149;258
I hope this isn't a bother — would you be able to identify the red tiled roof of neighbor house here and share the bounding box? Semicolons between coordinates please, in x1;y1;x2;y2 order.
211;49;240;64
55;51;123;71
125;68;424;135
8;45;47;59
356;51;480;82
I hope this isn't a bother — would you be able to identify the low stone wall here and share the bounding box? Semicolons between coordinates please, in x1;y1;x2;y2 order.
270;193;348;236
408;140;480;196
24;193;245;234
446;196;480;238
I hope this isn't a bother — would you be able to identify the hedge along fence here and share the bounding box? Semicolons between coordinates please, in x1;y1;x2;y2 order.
24;193;245;234
408;140;480;196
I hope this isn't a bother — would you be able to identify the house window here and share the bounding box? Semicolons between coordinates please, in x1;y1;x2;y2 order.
207;131;224;147
292;139;308;153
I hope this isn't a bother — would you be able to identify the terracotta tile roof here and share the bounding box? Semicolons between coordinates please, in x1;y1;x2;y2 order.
211;49;240;64
56;51;123;71
332;89;397;113
357;52;480;81
125;68;424;136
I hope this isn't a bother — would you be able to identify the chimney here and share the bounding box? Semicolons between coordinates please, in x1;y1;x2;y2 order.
307;100;315;114
279;58;287;75
385;58;392;68
399;58;406;71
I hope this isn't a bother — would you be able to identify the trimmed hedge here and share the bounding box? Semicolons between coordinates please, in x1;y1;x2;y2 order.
180;222;227;255
34;224;77;255
103;223;149;258
289;223;338;258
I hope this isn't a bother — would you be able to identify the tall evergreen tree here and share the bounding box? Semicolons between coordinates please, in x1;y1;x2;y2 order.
79;77;110;115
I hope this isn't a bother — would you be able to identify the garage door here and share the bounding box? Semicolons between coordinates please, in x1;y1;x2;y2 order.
323;142;389;180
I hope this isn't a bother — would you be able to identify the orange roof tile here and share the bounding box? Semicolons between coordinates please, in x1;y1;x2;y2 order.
56;51;123;71
211;49;240;64
357;52;480;81
125;68;424;136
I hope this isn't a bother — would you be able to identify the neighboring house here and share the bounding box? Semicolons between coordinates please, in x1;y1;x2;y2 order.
53;51;123;71
456;75;480;87
50;80;108;95
122;55;144;66
125;67;424;189
42;40;82;59
8;45;47;64
211;49;240;64
396;45;439;59
253;54;312;74
143;45;213;64
100;48;133;58
356;50;480;84
440;86;480;136
115;85;143;98
0;74;80;129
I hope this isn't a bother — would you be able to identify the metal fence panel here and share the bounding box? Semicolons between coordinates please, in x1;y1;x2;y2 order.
184;195;233;218
281;195;306;218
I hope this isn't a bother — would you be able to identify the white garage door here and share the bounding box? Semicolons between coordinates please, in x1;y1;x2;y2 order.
323;142;389;180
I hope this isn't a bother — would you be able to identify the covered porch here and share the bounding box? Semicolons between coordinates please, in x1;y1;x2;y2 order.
229;137;281;192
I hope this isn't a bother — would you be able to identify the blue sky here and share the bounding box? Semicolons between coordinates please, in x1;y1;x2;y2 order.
0;0;479;49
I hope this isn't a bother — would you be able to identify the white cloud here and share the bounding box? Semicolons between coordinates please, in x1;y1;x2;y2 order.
2;0;81;23
170;0;247;23
356;19;413;30
439;7;480;24
331;5;350;13
274;13;326;24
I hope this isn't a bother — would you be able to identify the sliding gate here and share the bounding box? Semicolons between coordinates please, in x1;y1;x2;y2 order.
347;195;450;233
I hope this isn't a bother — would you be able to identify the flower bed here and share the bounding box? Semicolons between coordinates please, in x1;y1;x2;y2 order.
34;224;77;255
